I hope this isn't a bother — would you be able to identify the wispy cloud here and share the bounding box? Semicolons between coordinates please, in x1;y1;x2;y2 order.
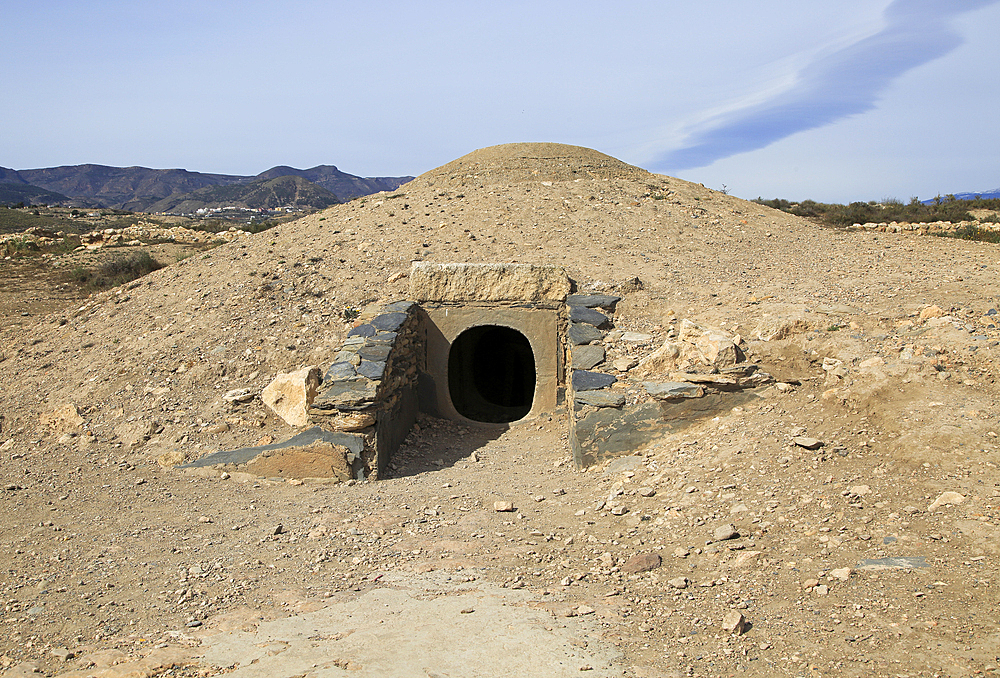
654;0;999;172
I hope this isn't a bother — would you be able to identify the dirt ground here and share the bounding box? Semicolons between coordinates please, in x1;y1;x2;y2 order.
1;143;998;678
0;243;205;332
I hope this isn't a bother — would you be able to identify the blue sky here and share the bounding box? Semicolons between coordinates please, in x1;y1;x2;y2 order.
3;0;998;202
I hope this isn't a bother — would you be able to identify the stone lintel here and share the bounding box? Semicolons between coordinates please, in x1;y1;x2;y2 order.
409;262;570;303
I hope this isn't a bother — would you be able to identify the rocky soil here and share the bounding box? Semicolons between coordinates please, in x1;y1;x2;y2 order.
1;143;998;677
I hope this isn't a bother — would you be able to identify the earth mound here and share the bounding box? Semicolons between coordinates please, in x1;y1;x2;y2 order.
414;142;650;187
1;143;999;678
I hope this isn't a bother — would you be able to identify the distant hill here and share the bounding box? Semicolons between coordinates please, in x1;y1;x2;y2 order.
922;188;1000;204
0;167;29;185
254;165;412;202
2;163;413;211
950;188;1000;201
146;175;341;213
0;182;70;206
16;165;245;211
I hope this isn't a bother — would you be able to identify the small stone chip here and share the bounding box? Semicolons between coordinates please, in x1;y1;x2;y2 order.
493;501;515;512
637;487;656;497
668;577;689;589
792;436;823;449
460;607;475;614
722;610;747;635
51;647;74;661
713;523;739;541
928;491;965;511
621;553;662;574
829;567;851;581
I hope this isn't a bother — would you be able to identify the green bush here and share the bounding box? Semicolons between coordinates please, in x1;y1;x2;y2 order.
68;251;163;289
932;224;1000;244
754;195;1000;228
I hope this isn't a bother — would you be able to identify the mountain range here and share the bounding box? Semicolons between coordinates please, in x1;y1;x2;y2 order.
946;188;1000;201
0;163;414;212
920;188;1000;204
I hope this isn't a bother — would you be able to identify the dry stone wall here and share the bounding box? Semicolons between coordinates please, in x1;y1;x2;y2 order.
309;300;423;479
566;297;775;467
849;220;1000;234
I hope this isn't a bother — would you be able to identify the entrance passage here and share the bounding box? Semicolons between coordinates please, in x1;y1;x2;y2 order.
448;325;536;423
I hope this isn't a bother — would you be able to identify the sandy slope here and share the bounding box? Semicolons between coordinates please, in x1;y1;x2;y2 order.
1;143;999;677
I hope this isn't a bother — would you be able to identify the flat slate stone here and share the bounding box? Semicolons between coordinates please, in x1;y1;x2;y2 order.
567;294;621;309
382;300;415;313
180;426;364;469
358;345;392;362
644;381;705;399
371;312;408;332
569;305;610;327
357;360;386;380
312;377;377;410
574;391;625;408
367;332;398;345
324;362;357;381
348;324;376;338
857;556;929;571
568;322;603;346
571;344;606;370
572;370;617;391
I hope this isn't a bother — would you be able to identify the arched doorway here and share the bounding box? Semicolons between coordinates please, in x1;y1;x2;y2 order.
448;325;536;423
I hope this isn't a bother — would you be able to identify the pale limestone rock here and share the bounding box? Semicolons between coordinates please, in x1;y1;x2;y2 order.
695;330;741;366
409;262;569;302
722;611;747;635
677;319;704;342
927;491;965;511
713;523;738;541
223;388;255;403
612;356;638;372
40;403;84;432
327;411;376;432
261;366;321;427
829;567;851;581
157;449;186;468
920;304;945;319
732;550;762;568
752;315;811;341
630;341;683;378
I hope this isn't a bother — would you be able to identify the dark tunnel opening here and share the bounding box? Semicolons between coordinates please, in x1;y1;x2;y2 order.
448;325;536;423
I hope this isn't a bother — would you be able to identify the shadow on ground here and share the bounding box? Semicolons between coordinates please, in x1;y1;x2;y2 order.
386;414;507;478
